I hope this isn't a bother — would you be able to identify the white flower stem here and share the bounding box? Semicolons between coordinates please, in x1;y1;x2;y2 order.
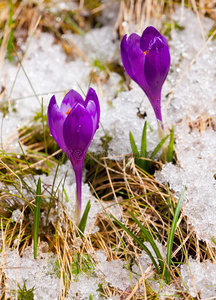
157;119;167;162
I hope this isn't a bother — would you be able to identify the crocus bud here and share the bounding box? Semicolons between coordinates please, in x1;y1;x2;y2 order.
47;88;100;224
121;26;170;123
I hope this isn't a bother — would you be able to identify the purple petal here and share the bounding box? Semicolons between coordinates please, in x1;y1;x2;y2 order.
151;97;163;123
120;35;135;81
127;43;148;92
127;33;141;47
63;103;93;164
140;26;162;52
60;89;84;115
85;87;100;132
144;36;170;100
47;95;67;152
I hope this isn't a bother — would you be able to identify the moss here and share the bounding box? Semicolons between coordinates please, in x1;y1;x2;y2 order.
163;20;185;38
84;0;101;11
16;280;35;300
208;24;216;39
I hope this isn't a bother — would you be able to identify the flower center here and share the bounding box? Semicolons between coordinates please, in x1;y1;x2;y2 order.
144;50;147;56
66;108;71;115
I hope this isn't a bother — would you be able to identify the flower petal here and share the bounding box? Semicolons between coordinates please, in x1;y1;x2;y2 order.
60;89;84;114
85;87;100;132
120;35;135;81
140;26;162;52
144;36;170;100
63;103;93;164
47;95;67;152
127;33;141;47
127;43;151;95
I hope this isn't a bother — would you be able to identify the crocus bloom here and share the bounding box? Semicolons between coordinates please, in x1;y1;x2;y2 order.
121;26;170;124
48;88;100;224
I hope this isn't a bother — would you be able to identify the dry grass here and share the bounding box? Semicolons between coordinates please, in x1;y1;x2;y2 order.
1;0;216;299
113;0;216;37
1;152;215;298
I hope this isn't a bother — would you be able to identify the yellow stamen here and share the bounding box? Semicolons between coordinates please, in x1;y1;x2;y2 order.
144;50;147;56
66;108;71;115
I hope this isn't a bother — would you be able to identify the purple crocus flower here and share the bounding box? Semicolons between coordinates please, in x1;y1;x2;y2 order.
48;88;100;224
121;26;170;123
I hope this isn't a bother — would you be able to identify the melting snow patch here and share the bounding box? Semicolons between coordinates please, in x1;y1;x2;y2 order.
156;125;216;244
95;250;135;291
2;245;61;299
167;7;216;125
181;258;216;298
66;274;101;299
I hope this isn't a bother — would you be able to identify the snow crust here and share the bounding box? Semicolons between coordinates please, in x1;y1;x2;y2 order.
2;245;61;299
156;126;216;243
66;274;102;300
166;8;216;124
181;257;216;298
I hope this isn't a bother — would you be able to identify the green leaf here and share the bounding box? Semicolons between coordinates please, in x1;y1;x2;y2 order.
167;126;175;163
140;121;147;158
111;215;162;276
150;134;170;160
128;211;165;273
63;187;69;203
140;121;148;170
148;121;154;133
78;200;91;237
129;131;139;158
33;177;41;259
7;0;14;62
165;187;185;283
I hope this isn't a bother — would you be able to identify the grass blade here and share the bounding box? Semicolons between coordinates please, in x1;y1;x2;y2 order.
63;187;69;203
128;211;165;272
140;121;148;170
7;0;14;61
167;125;175;163
78;200;91;237
33;177;41;259
150;134;170;160
165;187;185;283
111;214;161;276
140;121;147;158
129;131;139;159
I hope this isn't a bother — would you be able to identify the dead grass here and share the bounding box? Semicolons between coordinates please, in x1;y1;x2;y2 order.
188;114;216;132
2;150;214;298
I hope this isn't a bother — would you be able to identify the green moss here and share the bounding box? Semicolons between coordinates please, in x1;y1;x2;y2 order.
0;100;17;117
163;21;185;37
92;59;106;72
53;259;61;279
72;253;95;278
12;280;35;300
208;25;216;39
84;0;101;11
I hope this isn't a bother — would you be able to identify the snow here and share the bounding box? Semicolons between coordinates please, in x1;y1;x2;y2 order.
2;244;61;299
166;7;216;125
66;274;101;300
181;257;216;298
11;209;23;223
156;127;216;244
